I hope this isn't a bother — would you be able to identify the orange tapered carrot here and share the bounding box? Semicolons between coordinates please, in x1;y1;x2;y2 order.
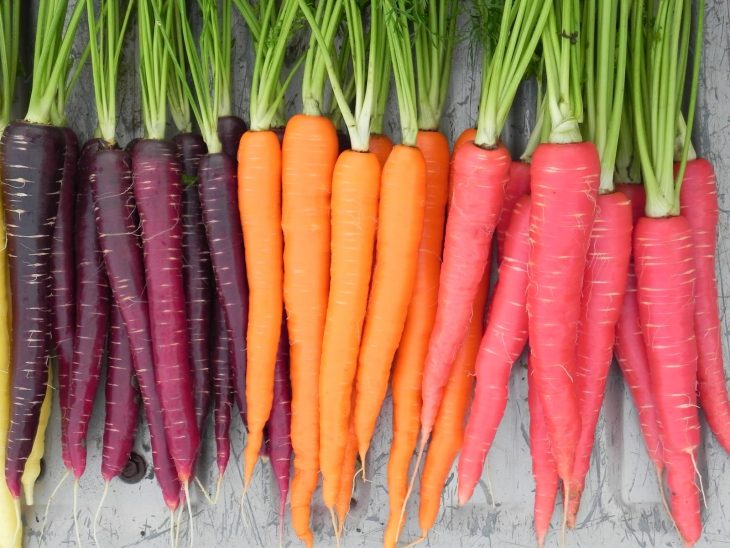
353;144;426;464
238;130;284;486
417;269;490;539
369;133;394;167
383;129;450;548
335;417;359;533
282;114;339;543
319;150;382;509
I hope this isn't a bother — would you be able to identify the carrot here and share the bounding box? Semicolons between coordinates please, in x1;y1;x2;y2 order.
421;0;550;446
21;371;53;507
679;158;730;453
454;128;476;153
629;0;705;543
566;0;633;523
458;195;531;504
418;270;489;540
384;127;451;547
496;161;531;261
282;0;342;536
237;0;300;487
369;133;394;168
527;2;600;491
528;356;559;548
334;418;359;533
297;0;388;515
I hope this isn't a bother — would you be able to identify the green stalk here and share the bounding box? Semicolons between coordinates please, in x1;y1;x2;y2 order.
0;0;20;131
138;0;174;140
383;0;418;146
86;0;135;143
238;0;301;131
25;1;87;125
302;0;344;116
371;19;391;136
298;0;385;152
414;0;457;131
583;0;630;193
631;0;703;217
541;0;583;144
168;1;191;133
615;100;642;184
475;0;552;148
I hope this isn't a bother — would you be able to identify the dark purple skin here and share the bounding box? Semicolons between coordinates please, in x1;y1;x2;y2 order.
337;131;351;154
173;132;212;433
216;116;247;161
209;298;232;475
102;301;140;482
0;121;64;498
198;152;249;426
89;147;181;509
67;140;112;479
268;315;292;530
132;139;199;482
51;127;78;470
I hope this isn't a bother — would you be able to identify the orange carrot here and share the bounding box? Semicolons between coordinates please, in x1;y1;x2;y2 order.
383;130;450;547
237;130;284;486
352;144;426;464
335;418;359;533
370;133;394;167
282;113;339;544
319;150;381;508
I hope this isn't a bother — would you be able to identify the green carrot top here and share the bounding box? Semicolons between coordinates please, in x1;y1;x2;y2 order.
235;0;302;131
631;0;704;217
86;0;135;144
25;0;87;126
301;0;343;116
383;0;418;146
0;0;20;132
298;0;387;153
582;0;630;193
541;0;584;145
475;0;552;148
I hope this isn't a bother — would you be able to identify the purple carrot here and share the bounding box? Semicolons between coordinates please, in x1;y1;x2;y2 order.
102;301;140;482
51;127;78;470
268;316;292;536
198;152;249;426
209;299;233;477
66;140;112;478
216;116;247;161
173;132;212;432
90;146;181;509
132;139;199;483
0;122;64;498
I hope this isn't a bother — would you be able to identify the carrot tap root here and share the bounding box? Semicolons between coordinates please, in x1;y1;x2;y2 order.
194;476;215;506
73;480;82;548
93;481;110;548
40;470;70;543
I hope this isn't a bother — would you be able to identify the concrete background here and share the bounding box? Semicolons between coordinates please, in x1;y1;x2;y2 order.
11;1;730;546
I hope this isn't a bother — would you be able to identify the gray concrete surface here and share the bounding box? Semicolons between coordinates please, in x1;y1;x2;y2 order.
12;1;730;547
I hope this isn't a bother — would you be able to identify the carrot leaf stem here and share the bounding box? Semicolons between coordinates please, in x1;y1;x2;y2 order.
631;0;704;217
583;0;630;193
25;0;86;125
302;0;343;116
0;0;19;131
475;0;552;148
298;0;385;152
541;0;583;144
138;0;173;140
383;0;418;146
86;0;135;143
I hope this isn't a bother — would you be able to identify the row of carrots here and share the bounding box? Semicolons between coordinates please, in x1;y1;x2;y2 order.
0;0;723;547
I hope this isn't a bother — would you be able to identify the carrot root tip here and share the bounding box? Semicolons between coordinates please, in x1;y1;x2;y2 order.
93;481;110;548
73;480;82;548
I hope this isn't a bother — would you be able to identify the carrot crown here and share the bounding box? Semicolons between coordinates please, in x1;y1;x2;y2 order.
237;0;301;131
412;0;457;132
138;0;174;140
301;0;344;117
0;0;19;131
383;0;418;146
86;0;135;144
582;0;630;193
298;0;387;152
631;0;704;217
24;0;87;126
541;0;584;145
166;0;225;153
475;0;552;148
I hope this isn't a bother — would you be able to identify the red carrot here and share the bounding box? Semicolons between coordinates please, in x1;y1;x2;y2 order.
67;139;112;479
458;195;531;504
679;158;730;453
495;160;531;261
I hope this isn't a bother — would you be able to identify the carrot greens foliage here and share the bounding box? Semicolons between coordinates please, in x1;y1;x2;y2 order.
0;0;20;131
